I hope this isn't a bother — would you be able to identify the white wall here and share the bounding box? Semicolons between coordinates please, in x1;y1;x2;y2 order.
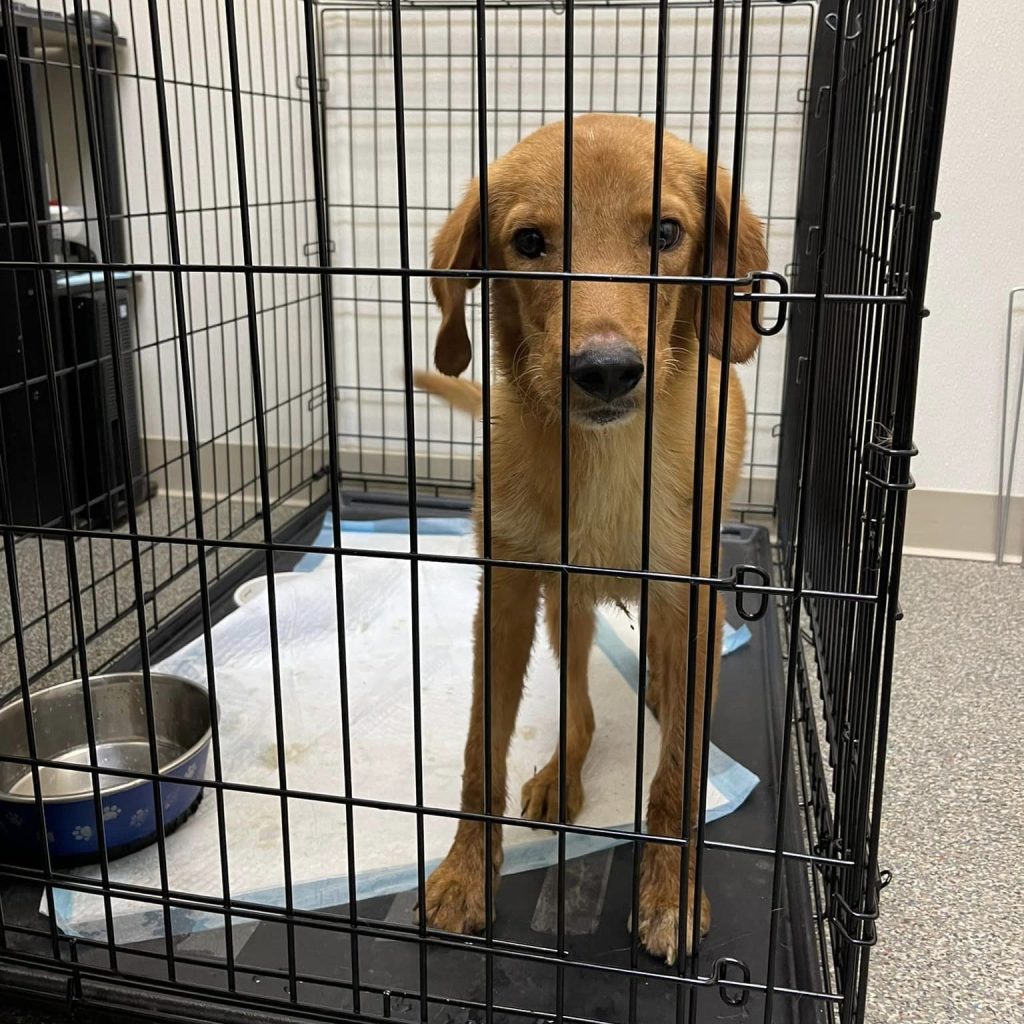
914;1;1024;499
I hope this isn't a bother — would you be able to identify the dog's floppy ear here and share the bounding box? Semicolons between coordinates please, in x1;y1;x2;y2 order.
430;180;481;376
690;167;768;364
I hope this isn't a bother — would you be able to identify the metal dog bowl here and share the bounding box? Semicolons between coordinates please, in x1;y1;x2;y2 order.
0;673;213;867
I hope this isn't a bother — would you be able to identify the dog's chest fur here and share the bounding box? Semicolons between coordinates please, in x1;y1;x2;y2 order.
486;415;693;594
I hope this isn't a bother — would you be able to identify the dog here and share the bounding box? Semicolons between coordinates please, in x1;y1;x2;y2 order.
416;114;766;964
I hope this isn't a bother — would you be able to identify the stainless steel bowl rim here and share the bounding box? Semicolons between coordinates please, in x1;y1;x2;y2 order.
0;672;215;804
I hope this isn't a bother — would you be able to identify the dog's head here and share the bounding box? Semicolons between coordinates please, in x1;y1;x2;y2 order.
429;115;767;428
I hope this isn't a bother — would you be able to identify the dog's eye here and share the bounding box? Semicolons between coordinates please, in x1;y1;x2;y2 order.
653;219;683;252
513;228;546;259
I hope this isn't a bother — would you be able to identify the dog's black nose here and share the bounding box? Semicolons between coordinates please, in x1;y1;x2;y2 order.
569;342;644;402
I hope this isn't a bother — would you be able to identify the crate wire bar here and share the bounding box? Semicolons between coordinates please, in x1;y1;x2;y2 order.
0;2;959;1024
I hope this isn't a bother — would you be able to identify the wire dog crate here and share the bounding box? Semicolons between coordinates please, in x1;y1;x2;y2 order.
0;2;958;1024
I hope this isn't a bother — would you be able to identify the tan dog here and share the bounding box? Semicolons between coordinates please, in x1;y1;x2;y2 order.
417;114;766;964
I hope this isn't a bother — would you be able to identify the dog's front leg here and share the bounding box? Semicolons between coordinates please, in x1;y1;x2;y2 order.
636;585;723;965
424;566;540;934
521;578;596;824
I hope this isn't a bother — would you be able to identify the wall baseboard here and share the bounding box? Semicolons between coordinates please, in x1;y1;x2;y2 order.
905;488;1023;563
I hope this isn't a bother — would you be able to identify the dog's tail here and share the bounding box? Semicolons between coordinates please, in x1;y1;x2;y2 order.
413;371;482;418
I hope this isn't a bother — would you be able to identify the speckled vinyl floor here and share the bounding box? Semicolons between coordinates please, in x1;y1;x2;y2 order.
866;556;1024;1023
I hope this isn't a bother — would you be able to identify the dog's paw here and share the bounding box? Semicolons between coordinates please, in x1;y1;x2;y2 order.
423;851;493;934
633;882;710;965
521;762;584;824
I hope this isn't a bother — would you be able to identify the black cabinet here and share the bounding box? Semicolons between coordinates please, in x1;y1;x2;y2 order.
0;6;145;530
0;278;147;531
56;282;148;528
0;273;66;530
